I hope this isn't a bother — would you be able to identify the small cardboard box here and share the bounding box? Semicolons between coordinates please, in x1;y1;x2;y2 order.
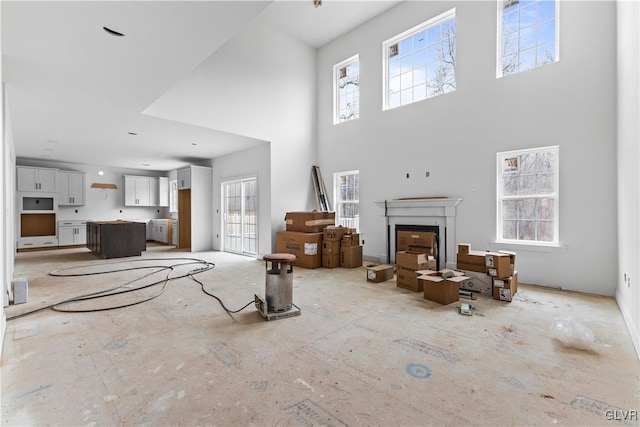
12;277;28;304
366;264;394;283
493;286;514;302
458;270;493;296
499;250;517;276
285;211;335;233
397;231;436;252
493;272;518;294
419;271;467;305
323;226;355;241
458;243;471;254
396;251;436;271
323;253;341;269
341;233;360;247
485;253;511;279
397;267;423;292
322;240;341;254
341;245;362;268
276;231;323;269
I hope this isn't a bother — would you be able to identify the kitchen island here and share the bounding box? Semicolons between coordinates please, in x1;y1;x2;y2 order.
86;220;146;259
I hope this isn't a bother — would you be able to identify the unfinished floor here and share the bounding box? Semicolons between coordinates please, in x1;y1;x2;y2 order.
2;245;639;426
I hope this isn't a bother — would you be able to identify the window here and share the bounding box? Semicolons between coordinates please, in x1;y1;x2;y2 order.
169;179;177;213
334;170;359;231
383;9;456;110
498;0;558;77
497;146;559;245
333;55;360;124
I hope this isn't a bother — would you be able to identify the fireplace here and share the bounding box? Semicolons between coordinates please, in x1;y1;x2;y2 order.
385;197;462;269
395;224;440;268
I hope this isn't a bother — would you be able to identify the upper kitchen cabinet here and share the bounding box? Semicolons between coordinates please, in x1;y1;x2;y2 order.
124;175;170;207
158;177;169;207
17;166;57;192
57;171;86;206
124;175;151;206
177;167;191;190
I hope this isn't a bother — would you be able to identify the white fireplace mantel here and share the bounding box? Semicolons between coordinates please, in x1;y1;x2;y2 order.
384;198;462;269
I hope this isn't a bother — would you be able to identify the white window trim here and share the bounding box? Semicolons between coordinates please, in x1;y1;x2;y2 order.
496;145;560;247
496;0;560;78
333;169;360;232
333;54;359;125
382;8;456;111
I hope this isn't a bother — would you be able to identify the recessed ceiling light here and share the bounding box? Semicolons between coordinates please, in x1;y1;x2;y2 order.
128;132;138;136
98;170;104;176
103;26;125;37
142;163;150;167
191;142;198;146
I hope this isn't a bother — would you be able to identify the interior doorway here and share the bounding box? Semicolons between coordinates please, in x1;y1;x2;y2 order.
222;177;257;256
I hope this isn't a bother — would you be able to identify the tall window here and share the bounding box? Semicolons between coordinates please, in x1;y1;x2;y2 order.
169;180;178;213
497;146;559;244
333;55;360;124
334;170;359;231
498;0;558;77
383;8;456;110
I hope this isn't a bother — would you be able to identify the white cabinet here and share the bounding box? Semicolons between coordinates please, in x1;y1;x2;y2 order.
58;220;87;246
172;220;178;245
124;175;151;206
178;165;212;251
158;177;169;207
58;171;86;205
17;166;57;192
149;178;159;207
177;168;191;190
150;219;169;243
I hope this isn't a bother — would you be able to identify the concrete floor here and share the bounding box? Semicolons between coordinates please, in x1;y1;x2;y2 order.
2;244;639;426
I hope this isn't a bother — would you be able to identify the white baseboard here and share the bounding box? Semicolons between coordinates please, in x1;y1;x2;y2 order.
615;289;640;361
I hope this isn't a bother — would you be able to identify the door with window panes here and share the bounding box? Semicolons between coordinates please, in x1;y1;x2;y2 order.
222;178;257;256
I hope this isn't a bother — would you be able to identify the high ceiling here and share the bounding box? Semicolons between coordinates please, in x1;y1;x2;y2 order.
2;0;401;172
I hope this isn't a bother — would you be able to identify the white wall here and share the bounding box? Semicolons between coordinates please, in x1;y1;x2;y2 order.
144;16;317;253
616;0;640;358
204;143;271;258
16;159;170;222
317;1;618;296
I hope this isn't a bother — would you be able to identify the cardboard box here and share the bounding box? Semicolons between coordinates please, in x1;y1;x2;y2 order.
499;250;517;276
341;245;362;268
485;252;511;279
322;240;341;254
276;231;323;269
285;212;335;233
341;233;360;247
493;272;518;294
323;226;355;241
397;267;423;292
458;270;493;296
12;277;28;304
397;231;436;253
419;271;468;305
396;251;436;271
458;243;471;254
323;253;341;269
366;264;394;283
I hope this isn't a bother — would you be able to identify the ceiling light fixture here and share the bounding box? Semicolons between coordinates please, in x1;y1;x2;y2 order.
103;26;125;37
314;0;322;7
128;131;138;136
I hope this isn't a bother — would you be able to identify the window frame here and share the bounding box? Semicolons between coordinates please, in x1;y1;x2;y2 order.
333;54;360;124
333;170;360;232
382;8;457;111
496;0;560;78
496;145;560;246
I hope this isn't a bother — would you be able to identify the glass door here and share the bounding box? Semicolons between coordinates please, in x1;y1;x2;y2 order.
222;178;257;256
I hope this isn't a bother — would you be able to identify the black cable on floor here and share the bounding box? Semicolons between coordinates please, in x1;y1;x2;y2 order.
6;257;252;320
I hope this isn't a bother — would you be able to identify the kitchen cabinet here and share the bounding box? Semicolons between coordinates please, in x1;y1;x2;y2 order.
58;171;86;205
86;221;146;258
124;175;151;206
177;168;191;190
158;177;169;207
150;219;170;244
58;220;87;246
17;166;57;192
178;165;212;251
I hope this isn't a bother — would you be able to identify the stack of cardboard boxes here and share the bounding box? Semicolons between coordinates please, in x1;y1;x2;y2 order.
275;212;363;269
395;231;437;291
456;244;518;302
